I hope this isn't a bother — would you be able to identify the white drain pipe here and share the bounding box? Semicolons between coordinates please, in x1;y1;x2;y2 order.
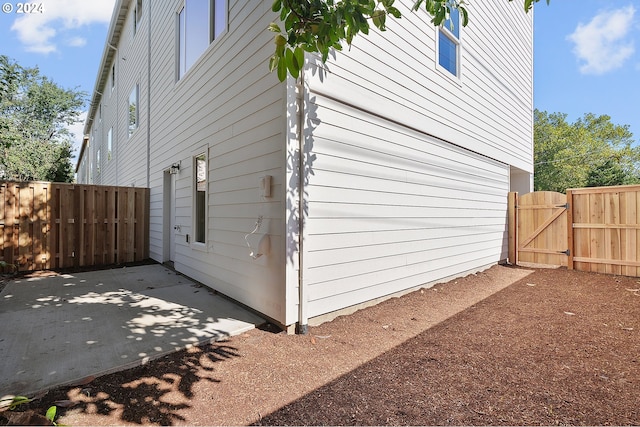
296;65;308;335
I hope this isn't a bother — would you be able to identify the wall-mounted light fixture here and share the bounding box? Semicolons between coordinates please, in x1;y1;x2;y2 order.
169;162;180;175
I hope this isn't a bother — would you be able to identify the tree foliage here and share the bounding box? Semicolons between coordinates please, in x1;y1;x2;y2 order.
0;55;85;182
534;109;640;192
269;0;549;80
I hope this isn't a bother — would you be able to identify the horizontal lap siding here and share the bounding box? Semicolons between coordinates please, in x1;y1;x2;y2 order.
147;0;287;323
306;0;533;173
304;95;509;317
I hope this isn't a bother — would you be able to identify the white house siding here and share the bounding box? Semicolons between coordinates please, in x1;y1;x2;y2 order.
298;0;531;320
305;0;533;173
302;93;509;318
79;0;533;329
80;1;149;188
145;0;288;324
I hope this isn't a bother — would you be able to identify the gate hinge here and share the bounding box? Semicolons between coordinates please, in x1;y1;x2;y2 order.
560;249;570;256
557;203;569;209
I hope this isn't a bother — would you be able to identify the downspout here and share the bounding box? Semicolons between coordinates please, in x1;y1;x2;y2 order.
296;67;308;335
146;0;151;188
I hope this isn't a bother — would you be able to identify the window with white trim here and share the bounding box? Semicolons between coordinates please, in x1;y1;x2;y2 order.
178;0;228;79
134;0;142;35
194;153;207;244
128;84;139;137
96;148;101;176
107;127;113;161
111;64;115;92
437;8;460;77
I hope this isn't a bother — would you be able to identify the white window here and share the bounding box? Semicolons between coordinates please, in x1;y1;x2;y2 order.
107;127;113;160
128;84;139;137
134;0;142;35
96;148;101;176
437;8;460;77
89;134;94;183
194;153;207;244
178;0;228;79
111;64;116;92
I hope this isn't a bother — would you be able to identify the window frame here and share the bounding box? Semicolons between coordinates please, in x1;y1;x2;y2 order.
436;8;461;80
128;83;139;138
107;127;113;161
134;0;143;35
111;64;116;93
96;147;101;176
177;0;228;80
193;152;208;246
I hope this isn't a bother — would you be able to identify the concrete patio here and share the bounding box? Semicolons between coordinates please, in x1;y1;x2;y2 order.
0;264;264;397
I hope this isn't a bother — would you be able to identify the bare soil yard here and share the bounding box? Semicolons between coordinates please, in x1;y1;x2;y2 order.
3;265;639;426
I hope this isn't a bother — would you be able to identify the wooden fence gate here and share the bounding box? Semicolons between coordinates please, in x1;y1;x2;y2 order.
509;184;640;276
0;181;149;272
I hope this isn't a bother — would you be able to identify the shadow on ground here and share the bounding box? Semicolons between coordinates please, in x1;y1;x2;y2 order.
2;340;242;426
0;264;263;398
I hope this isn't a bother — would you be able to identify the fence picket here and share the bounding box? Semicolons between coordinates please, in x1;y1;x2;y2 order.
0;181;149;272
510;184;640;278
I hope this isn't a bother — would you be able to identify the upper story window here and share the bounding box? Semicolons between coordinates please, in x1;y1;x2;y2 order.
178;0;228;79
128;84;139;137
111;64;116;92
134;0;143;35
437;7;460;77
107;127;113;160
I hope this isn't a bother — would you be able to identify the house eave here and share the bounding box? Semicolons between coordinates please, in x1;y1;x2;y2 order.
77;0;130;169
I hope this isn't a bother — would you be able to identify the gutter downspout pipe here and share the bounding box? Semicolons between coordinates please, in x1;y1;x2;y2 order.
146;0;151;188
296;66;308;335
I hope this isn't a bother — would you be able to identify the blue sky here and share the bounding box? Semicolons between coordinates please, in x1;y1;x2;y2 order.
1;0;639;162
534;1;639;141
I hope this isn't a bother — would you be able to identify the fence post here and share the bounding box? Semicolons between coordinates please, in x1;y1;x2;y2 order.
508;191;518;265
566;189;574;270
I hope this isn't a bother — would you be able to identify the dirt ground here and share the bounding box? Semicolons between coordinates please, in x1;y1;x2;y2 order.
2;264;639;426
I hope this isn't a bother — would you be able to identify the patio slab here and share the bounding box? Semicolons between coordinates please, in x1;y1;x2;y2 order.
0;264;264;397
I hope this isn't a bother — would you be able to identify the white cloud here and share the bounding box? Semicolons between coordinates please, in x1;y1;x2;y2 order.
67;37;87;47
10;0;116;54
567;5;636;75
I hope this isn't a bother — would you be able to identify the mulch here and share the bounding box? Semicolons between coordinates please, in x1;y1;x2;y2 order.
1;265;638;426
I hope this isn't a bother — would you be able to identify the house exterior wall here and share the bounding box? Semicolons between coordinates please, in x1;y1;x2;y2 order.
146;0;287;324
79;0;533;328
294;0;533;321
79;0;289;324
299;93;510;319
84;1;149;188
304;0;533;173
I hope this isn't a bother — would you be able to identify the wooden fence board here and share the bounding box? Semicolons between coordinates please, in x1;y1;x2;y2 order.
515;191;567;266
0;181;149;273
510;184;640;278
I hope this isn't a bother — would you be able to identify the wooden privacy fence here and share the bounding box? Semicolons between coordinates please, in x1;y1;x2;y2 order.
509;184;640;276
0;181;149;272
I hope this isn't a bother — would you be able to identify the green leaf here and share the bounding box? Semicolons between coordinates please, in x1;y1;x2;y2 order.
285;48;300;79
387;6;401;18
294;47;305;70
269;55;278;72
460;7;469;26
268;23;281;33
271;0;281;12
277;55;288;81
46;406;57;422
372;10;386;30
